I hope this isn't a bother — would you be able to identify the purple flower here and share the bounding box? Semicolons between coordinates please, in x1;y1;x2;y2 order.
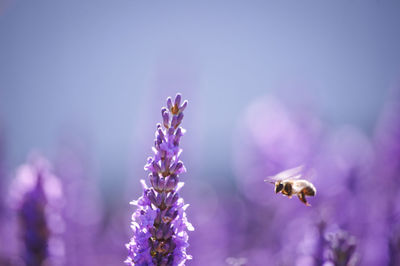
371;89;400;265
9;155;64;266
388;225;400;266
323;229;358;266
54;137;104;265
126;94;194;266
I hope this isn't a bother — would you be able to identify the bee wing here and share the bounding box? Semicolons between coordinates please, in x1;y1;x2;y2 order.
304;168;317;181
265;165;305;182
264;178;275;184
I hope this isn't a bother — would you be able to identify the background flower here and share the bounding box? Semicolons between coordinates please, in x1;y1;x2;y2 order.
9;155;65;266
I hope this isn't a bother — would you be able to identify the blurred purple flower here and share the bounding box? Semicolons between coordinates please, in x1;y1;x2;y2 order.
233;96;322;205
9;155;65;266
293;220;326;266
126;94;193;266
231;96;323;264
314;126;375;232
0;126;5;215
54;135;104;266
388;225;400;266
368;88;400;265
323;229;358;266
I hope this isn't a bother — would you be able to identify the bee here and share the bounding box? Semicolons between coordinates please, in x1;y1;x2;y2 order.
265;165;316;206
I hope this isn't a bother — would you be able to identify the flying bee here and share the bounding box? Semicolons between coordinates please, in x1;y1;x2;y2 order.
265;165;316;206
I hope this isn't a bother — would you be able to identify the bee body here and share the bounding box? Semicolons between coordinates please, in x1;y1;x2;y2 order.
266;166;317;206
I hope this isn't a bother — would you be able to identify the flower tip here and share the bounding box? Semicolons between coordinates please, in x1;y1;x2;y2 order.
180;100;188;111
187;222;195;231
139;179;148;189
167;97;173;109
174;93;182;106
176;182;185;192
179;165;187;175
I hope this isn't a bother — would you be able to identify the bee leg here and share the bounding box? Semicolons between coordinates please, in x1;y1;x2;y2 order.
298;192;310;206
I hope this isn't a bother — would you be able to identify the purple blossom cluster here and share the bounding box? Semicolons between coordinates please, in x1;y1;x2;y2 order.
126;94;194;266
9;155;64;266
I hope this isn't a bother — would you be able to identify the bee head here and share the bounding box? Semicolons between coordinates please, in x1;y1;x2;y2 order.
275;182;283;193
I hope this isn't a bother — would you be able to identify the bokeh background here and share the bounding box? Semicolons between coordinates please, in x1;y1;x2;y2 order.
1;1;400;265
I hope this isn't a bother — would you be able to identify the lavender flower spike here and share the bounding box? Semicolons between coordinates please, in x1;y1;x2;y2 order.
126;94;194;266
9;155;64;266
